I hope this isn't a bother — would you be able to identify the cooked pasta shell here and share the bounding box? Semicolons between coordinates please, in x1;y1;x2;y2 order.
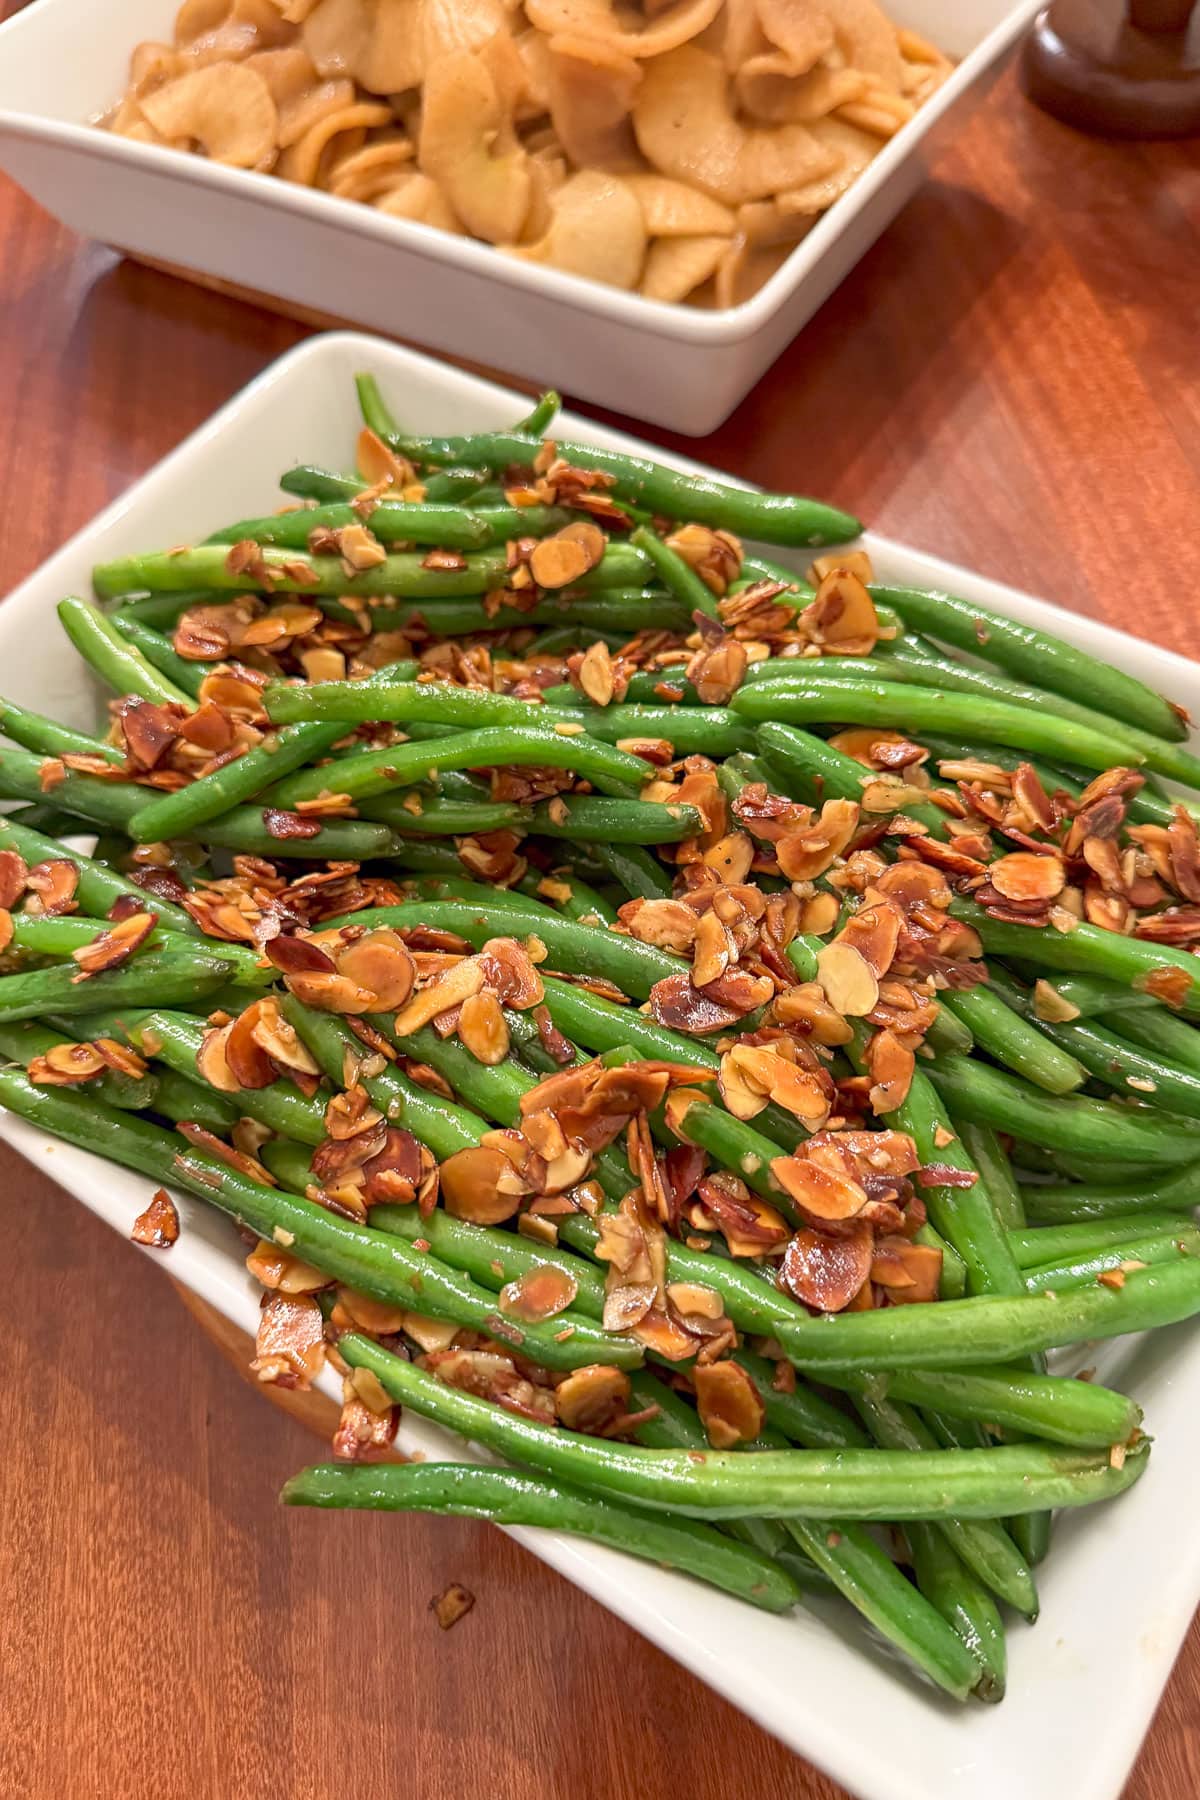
375;170;463;230
622;173;736;236
304;0;426;94
140;61;280;167
775;113;877;212
633;46;839;204
734;55;867;123
641;232;728;302
525;0;723;60
276;98;393;183
546;37;643;173
509;168;645;289
419;50;532;244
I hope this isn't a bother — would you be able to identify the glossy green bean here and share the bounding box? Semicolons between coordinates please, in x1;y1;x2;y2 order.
755;720;949;836
733;676;1131;774
208;499;494;551
927;1050;1200;1164
0;944;237;1022
870;585;1186;744
128;720;353;842
93;542;648;600
955;902;1200;1018
110;615;209;698
0;818;200;936
630;524;720;620
380;427;861;548
1019;1169;1199;1225
364;792;702;844
1009;1213;1193;1266
352;591;690;638
0;696;121;764
0;1018;158;1110
281;1462;800;1614
262;722;649;806
939;987;1085;1096
906;1527;1005;1702
129;1011;327;1144
1022;1229;1200;1293
336;1330;1148;1518
1107;1006;1200;1076
589;840;672;900
956;1123;1025;1230
57;597;193;709
824;1363;1138;1451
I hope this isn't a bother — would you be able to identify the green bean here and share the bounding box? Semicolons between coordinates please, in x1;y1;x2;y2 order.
1107;1006;1200;1076
110;615;208;698
663;1092;796;1207
319;901;682;1000
928;1050;1200;1165
589;840;672;901
335;1329;1148;1518
906;1526;1005;1702
1023;1229;1200;1294
207;499;495;551
0;944;237;1022
0;818;199;937
0;1069;637;1370
0;1019;158;1110
364;792;701;845
755;720;949;837
281;1461;800;1614
7;911;271;982
734;676;1132;774
1020;1170;1199;1225
280;997;486;1162
1021;1013;1200;1121
1006;967;1162;1021
279;463;489;506
353;591;690;639
354;371;402;440
552;704;754;758
851;1391;1037;1616
959;903;1200;1020
518;868;618;925
939;987;1085;1096
873;649;1200;791
0;696;121;764
129;1011;326;1145
92;542;649;601
621;668;700;705
262;722;649;806
1009;1214;1193;1267
371;1200;608;1316
0;747;147;830
149;1066;242;1133
523;624;624;659
871;585;1187;744
57;597;194;709
956;1123;1025;1230
110;589;245;628
824;1362;1138;1451
188;809;400;860
128;720;353;842
630;525;720;621
379;427;861;548
765;1255;1200;1371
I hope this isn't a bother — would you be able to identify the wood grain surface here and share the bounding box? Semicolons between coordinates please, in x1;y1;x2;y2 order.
2;26;1200;1798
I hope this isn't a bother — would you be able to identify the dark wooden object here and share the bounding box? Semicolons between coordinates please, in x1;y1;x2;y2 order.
1022;0;1200;136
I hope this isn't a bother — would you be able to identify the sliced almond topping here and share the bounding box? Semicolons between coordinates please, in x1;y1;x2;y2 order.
499;1264;578;1323
458;990;510;1065
578;639;616;707
439;1144;528;1224
335;929;417;1010
529;520;606;589
816;941;879;1017
692;1360;765;1450
130;1188;179;1249
770;1152;868;1222
393;956;485;1034
555;1364;631;1434
246;1239;329;1294
1032;978;1082;1023
250;1292;325;1389
990;851;1066;904
779;1222;872;1313
71;911;157;979
28;1042;107;1086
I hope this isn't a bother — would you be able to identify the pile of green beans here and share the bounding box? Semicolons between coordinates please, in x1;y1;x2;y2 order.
4;372;1200;1713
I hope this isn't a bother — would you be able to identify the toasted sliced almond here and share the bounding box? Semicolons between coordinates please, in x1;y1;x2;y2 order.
816;941;879;1017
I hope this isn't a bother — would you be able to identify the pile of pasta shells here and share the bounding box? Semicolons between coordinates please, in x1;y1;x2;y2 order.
103;0;952;308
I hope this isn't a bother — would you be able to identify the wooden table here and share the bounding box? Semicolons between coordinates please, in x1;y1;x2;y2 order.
2;38;1200;1800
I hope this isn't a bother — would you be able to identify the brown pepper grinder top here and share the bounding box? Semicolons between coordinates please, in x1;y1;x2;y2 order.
1021;0;1200;136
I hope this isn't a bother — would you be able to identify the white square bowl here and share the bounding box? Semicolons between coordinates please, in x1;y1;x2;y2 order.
0;0;1039;435
3;331;1199;1800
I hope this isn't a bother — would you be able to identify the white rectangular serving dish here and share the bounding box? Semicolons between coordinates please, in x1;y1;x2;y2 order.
0;0;1039;435
2;332;1198;1800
